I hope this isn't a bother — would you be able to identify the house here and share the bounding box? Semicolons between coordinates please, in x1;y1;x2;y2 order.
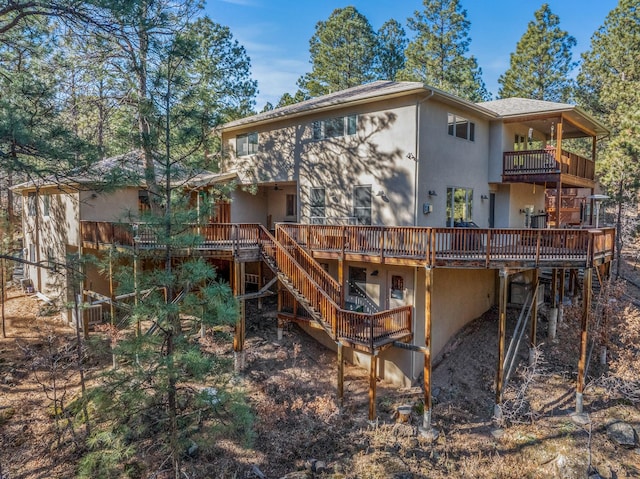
14;81;614;428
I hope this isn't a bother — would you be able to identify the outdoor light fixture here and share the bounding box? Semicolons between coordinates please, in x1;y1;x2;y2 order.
370;270;379;277
428;190;437;196
480;194;489;200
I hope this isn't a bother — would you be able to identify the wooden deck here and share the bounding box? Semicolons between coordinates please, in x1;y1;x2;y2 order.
81;221;615;269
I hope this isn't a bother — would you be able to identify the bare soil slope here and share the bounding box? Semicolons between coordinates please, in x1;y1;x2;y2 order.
1;247;640;478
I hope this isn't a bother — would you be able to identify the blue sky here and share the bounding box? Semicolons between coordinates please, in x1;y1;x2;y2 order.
204;0;618;110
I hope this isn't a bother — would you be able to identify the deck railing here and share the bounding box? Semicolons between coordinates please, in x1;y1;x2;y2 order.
81;221;615;268
503;147;595;181
81;221;261;256
278;224;615;268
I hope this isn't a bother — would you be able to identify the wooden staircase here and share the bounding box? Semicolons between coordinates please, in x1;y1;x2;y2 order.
257;225;412;353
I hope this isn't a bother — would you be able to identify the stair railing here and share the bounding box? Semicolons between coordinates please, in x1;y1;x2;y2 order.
275;224;341;304
259;226;339;337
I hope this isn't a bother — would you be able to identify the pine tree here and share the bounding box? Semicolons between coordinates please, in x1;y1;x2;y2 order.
577;0;640;124
374;19;408;81
598;111;640;277
400;0;489;101
298;6;378;97
498;4;576;101
577;0;640;276
78;13;256;479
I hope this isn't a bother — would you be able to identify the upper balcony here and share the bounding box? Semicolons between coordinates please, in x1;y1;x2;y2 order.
503;146;595;188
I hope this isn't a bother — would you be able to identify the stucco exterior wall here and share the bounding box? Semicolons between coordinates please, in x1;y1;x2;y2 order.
22;188;80;297
79;188;139;222
230;189;268;224
507;183;546;228
416;101;492;228
224;95;421;227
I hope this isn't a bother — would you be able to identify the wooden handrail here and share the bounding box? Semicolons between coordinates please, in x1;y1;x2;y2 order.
80;221;615;269
259;225;411;348
275;224;342;304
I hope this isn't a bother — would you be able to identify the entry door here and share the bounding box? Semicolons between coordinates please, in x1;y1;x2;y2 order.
387;271;406;309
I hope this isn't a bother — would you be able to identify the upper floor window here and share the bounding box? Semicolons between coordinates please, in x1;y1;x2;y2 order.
236;132;258;156
27;192;36;217
286;194;297;217
448;113;475;141
312;114;357;140
310;187;326;224
43;194;50;217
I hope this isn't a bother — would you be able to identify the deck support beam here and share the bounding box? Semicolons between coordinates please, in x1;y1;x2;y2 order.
558;268;566;323
529;268;539;365
337;342;344;407
338;258;345;308
548;268;558;340
368;353;378;421
233;260;246;372
419;266;438;437
576;267;592;413
495;269;509;415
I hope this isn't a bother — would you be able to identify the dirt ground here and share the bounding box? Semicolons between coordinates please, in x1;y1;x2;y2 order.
1;246;640;478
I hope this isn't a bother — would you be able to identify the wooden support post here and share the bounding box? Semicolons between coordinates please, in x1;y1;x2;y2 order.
529;269;539;365
368;353;377;421
337;342;344;407
338;258;345;308
549;268;558;340
576;267;592;413
257;261;263;311
495;270;508;411
423;267;433;431
109;249;115;327
233;260;246;371
277;280;283;340
558;268;566;323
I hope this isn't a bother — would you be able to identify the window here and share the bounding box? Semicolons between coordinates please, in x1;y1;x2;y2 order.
312;115;357;140
29;244;36;262
349;266;367;297
138;190;150;212
286;194;297;217
27;192;36;217
236;131;258;156
391;275;404;300
446;187;473;226
353;185;372;225
43;194;50;217
310;187;326;224
447;113;475;141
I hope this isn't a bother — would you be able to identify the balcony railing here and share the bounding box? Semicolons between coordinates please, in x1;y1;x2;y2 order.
80;221;615;268
503;147;595;181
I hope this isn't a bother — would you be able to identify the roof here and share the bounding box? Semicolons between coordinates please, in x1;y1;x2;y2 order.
222;81;499;131
479;98;610;137
222;83;609;138
478;98;574;116
12;150;236;192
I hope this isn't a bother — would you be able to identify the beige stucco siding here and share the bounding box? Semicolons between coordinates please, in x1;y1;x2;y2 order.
224;95;421;226
22;189;80;297
79;188;139;222
417;101;492;227
430;268;496;359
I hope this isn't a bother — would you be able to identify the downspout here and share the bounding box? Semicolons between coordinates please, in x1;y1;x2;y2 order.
413;89;435;226
411;89;435;382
